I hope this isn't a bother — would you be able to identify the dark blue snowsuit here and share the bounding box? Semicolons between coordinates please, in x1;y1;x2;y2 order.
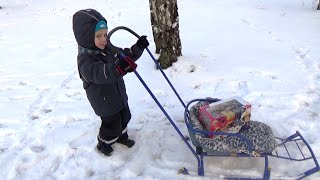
72;9;144;144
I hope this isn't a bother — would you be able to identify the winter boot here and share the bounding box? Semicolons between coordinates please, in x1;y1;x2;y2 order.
97;137;113;156
116;137;135;148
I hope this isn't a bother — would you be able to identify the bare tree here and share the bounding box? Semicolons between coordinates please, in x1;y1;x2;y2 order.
149;0;182;69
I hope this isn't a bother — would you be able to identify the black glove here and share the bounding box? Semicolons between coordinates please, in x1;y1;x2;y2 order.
123;48;133;57
123;47;138;60
116;56;137;75
136;35;149;49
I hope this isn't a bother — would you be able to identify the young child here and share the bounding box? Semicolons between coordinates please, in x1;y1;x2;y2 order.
72;9;149;156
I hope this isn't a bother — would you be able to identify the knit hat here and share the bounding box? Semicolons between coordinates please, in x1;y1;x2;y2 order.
95;20;108;32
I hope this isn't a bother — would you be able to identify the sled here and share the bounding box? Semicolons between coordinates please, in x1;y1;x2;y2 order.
107;26;320;179
185;99;319;179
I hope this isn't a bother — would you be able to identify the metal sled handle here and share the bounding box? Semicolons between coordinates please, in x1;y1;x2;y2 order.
107;26;197;158
107;26;186;108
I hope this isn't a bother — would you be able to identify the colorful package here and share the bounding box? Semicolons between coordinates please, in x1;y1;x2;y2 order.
198;96;251;138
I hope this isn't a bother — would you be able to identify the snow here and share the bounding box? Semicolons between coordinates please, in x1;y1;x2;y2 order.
0;0;320;179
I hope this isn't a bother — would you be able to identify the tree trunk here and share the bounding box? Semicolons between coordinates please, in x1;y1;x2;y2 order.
318;0;320;10
149;0;182;69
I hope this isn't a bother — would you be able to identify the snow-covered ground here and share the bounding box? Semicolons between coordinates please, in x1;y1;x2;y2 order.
0;0;320;179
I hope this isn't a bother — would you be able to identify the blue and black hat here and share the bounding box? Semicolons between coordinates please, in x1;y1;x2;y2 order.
73;9;108;50
95;20;108;32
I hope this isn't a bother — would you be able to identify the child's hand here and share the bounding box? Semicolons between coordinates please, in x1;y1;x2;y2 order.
123;48;133;57
136;35;149;49
116;56;137;75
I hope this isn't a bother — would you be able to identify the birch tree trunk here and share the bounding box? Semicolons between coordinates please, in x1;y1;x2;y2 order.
149;0;182;69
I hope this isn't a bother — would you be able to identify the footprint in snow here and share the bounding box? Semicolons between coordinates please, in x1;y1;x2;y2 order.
65;91;83;101
237;81;249;97
189;64;196;73
249;71;278;80
69;132;93;148
18;81;28;86
267;74;278;80
30;144;46;153
86;169;95;177
241;18;252;26
41;107;52;114
293;47;309;60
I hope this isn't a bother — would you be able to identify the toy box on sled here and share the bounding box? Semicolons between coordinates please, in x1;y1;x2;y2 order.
197;96;251;138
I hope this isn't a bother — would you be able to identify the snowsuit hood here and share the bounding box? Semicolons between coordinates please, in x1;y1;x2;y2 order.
72;9;107;50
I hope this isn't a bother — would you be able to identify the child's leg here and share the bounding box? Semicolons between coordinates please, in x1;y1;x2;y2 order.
97;113;122;156
116;105;135;148
99;113;123;143
119;105;132;140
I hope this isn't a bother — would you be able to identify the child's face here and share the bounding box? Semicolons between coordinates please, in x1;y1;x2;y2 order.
94;29;108;50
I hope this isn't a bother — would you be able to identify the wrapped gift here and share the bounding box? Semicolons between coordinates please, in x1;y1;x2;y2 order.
198;96;251;138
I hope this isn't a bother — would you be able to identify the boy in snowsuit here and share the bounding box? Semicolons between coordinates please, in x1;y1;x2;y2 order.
72;9;149;156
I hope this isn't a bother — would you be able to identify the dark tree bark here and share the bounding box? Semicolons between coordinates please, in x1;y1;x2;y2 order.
318;0;320;10
149;0;182;69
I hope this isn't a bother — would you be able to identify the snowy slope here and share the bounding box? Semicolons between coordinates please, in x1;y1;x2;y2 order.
0;0;319;179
